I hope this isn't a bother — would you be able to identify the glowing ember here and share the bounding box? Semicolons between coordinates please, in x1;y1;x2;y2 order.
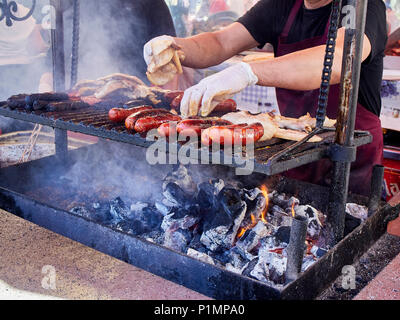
237;214;257;239
260;185;269;223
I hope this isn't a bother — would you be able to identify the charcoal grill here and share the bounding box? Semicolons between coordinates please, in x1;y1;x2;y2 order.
1;0;399;300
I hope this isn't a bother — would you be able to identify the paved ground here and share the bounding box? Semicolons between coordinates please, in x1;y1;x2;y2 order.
354;252;400;300
0;209;210;300
1;207;399;300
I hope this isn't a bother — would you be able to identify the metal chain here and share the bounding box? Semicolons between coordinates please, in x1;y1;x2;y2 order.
316;0;343;128
70;0;80;87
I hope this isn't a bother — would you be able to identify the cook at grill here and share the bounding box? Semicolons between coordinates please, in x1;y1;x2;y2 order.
144;0;388;196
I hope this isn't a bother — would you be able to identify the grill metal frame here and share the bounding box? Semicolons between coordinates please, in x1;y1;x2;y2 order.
0;104;372;176
0;146;396;300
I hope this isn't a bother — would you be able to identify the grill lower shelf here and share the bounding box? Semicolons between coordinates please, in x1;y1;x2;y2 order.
0;146;395;300
0;104;372;175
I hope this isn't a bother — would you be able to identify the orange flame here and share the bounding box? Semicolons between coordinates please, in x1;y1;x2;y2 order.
236;214;257;239
260;185;269;223
291;202;296;218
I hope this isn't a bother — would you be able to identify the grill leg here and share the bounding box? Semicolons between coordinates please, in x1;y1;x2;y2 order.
55;128;68;160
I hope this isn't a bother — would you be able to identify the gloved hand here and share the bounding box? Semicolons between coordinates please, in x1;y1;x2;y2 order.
143;35;175;66
180;62;259;118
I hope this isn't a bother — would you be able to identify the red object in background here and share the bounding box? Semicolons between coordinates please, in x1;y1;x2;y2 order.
383;148;400;201
209;0;229;14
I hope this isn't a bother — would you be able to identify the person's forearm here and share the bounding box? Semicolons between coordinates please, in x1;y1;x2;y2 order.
174;33;231;69
249;44;343;91
173;22;259;70
249;29;371;91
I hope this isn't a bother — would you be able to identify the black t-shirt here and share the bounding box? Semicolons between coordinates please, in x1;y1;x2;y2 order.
238;0;388;116
64;0;176;83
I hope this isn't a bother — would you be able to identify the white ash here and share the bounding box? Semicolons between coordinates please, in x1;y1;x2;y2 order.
236;221;273;253
228;247;255;270
187;248;215;266
155;201;173;216
163;229;191;253
162;165;197;195
200;225;231;252
295;205;323;239
243;187;263;201
161;211;199;233
346;203;368;222
270;191;300;209
200;200;247;252
225;263;243;275
250;258;270;283
310;245;328;258
268;255;287;284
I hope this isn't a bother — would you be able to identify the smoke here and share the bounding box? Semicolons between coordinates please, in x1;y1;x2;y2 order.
63;0;159;86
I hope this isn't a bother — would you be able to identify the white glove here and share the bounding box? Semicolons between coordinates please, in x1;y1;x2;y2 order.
143;35;174;66
180;62;259;118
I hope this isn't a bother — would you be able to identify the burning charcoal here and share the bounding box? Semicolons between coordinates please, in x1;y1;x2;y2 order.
163;165;197;195
250;258;270;283
196;179;224;213
163;228;192;253
128;202;149;220
310;245;328;258
130;204;164;231
270;191;300;209
228;247;254;270
268;256;287;284
294;205;323;239
161;206;200;232
258;236;286;256
241;258;259;277
109;197;129;221
92;202;113;222
187;248;215;265
70;206;91;219
114;220;145;236
346;203;368;222
188;233;207;254
268;205;289;227
242;187;262;201
274;226;291;244
162;182;193;208
236;221;272;253
242;193;267;226
200;188;247;252
301;255;316;272
218;187;244;217
142;230;164;245
155;201;173;216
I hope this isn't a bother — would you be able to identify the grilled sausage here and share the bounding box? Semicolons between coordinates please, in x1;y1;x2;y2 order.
108;105;153;123
170;95;237;115
157;122;177;138
177;119;233;137
201;123;264;146
212;99;237;114
134;114;182;133
25;92;69;106
125;109;172;130
7;94;28;109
